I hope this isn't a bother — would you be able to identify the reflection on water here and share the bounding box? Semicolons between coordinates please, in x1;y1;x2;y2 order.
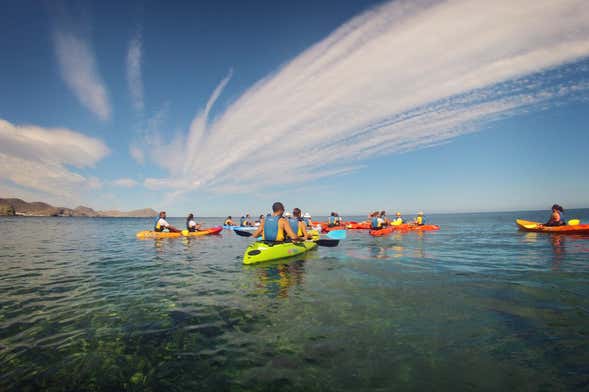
1;212;589;391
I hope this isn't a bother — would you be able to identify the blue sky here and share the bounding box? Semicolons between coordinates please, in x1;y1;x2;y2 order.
1;0;588;216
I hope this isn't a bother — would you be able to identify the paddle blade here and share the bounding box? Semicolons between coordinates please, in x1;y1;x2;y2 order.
181;229;189;236
316;239;340;247
234;229;253;237
326;230;347;240
568;219;580;225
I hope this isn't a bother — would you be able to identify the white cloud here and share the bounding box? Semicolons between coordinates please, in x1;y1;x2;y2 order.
142;0;589;194
0;119;109;204
129;144;145;164
127;29;144;111
52;29;111;120
113;178;138;188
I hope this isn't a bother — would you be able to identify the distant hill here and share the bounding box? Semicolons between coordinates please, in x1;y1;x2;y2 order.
0;198;157;218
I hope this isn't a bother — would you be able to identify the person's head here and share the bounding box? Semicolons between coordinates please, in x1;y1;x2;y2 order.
159;211;166;218
303;212;311;219
187;213;194;220
246;214;250;218
293;208;302;218
418;211;424;216
272;202;285;215
259;214;264;220
227;216;232;219
380;210;386;217
552;204;564;212
396;212;401;217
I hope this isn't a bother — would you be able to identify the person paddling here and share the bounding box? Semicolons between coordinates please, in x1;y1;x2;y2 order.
154;211;181;233
288;208;313;239
251;202;301;242
224;216;235;226
392;212;404;225
186;213;202;232
545;204;566;226
414;211;425;226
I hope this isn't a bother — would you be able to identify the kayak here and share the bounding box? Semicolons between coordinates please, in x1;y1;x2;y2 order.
346;221;371;230
243;240;318;264
516;219;589;234
223;225;257;231
136;226;223;239
321;224;348;233
369;224;440;236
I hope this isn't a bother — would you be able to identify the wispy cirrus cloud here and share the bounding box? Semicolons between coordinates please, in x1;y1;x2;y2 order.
0;118;109;204
127;28;144;111
113;178;138;188
146;0;589;194
51;7;111;120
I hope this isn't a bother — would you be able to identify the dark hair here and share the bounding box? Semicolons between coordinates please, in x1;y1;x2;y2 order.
272;202;285;213
227;216;232;219
186;213;194;224
293;208;301;217
552;204;564;212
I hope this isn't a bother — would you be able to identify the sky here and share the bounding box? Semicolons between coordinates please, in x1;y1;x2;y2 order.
1;0;588;216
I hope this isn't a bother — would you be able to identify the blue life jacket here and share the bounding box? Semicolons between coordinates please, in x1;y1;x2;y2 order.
288;218;300;235
371;217;380;229
264;214;281;241
328;216;337;226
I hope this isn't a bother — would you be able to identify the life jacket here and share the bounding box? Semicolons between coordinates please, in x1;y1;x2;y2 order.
416;216;425;225
371;217;381;229
240;217;245;226
328;216;337;227
224;219;232;226
154;216;164;232
288;218;303;236
263;214;285;242
187;219;196;231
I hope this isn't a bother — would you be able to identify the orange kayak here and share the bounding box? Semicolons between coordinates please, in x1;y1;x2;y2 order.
136;226;223;239
516;219;589;234
346;221;371;230
369;224;440;236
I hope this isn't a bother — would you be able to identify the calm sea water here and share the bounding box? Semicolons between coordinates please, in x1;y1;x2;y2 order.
1;210;589;391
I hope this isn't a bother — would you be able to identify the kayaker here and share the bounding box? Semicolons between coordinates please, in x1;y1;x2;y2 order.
392;212;404;225
244;214;253;226
289;208;313;239
545;204;566;226
239;216;246;226
327;212;338;227
224;216;235;226
335;213;343;225
380;210;388;226
303;212;313;228
414;211;425;226
154;211;181;233
371;212;385;229
251;202;301;242
186;213;202;232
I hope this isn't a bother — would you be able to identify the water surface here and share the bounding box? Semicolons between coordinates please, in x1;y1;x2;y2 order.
1;211;589;391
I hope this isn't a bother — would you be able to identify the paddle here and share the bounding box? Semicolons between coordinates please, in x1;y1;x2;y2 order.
325;229;346;240
234;229;340;247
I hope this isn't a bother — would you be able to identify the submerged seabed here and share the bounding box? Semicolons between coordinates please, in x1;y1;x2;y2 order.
1;210;589;391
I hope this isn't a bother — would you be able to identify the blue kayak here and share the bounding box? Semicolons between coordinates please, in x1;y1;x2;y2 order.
223;225;258;231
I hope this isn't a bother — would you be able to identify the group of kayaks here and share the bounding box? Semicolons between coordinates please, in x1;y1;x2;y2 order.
135;216;588;265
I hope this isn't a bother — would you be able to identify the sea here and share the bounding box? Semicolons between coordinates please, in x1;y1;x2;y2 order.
1;210;588;391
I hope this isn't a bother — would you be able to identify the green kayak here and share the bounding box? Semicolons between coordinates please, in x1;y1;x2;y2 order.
243;240;318;264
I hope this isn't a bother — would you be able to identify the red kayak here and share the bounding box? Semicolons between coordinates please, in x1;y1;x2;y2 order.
322;224;348;233
346;221;371;230
369;224;440;236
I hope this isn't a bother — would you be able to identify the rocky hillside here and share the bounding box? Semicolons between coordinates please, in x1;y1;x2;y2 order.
0;198;157;218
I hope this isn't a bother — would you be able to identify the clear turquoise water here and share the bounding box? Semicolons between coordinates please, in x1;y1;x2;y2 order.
1;210;589;391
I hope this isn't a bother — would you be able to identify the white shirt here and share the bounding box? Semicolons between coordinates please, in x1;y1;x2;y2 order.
157;218;169;228
188;220;197;228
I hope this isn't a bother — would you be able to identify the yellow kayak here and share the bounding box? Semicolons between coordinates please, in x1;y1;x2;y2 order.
136;227;223;239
